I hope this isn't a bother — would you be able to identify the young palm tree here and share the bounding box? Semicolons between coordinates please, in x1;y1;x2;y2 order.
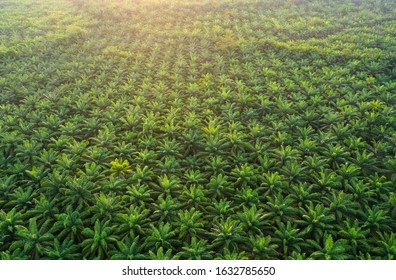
6;186;36;212
27;194;59;227
10;218;54;259
53;205;86;243
311;168;342;191
362;205;392;234
156;156;181;175
297;138;319;156
175;208;206;242
110;236;144;260
263;193;297;225
323;143;350;168
60;176;98;208
152;174;181;197
130;165;154;184
230;163;259;188
178;237;213;260
84;146;111;165
147;247;179;260
90;193;121;222
207;198;234;222
181;185;209;210
114;141;136;160
309;234;351;260
0;208;24;251
79;162;104;182
200;135;229;157
207;173;232;199
143;222;179;252
81;220;118;259
297;202;335;243
66;139;89;157
235;187;260;208
109;158;131;178
339;219;370;255
302;155;329;174
183;169;206;186
157;138;183;159
134;149;158;166
34;149;58;168
250;235;279;259
123;183;153;208
204;155;230;175
45;238;81;260
211;217;246;251
280;160;306;183
151;195;180;223
115;205;150;240
237;205;269;235
373;232;396;260
56;153;79;173
353;150;378;174
273;221;305;258
215;247;249;260
344;179;376;208
90;126;117;149
289;182;321;207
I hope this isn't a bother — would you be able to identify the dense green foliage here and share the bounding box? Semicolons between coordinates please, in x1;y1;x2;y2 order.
1;0;396;260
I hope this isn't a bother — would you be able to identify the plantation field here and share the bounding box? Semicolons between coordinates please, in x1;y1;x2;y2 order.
1;0;396;260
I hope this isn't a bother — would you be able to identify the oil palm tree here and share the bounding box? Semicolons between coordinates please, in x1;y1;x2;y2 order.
81;220;118;259
178;237;212;260
215;248;249;260
151;195;180;223
261;171;287;196
230;163;259;188
90;193;121;222
263;193;297;225
325;190;360;222
27;194;59;227
45;238;81;260
297;202;335;243
273;221;306;258
207;198;234;221
289;183;320;207
237;205;269;235
250;235;279;259
53;205;86;243
143;222;179;252
130;165;154;184
207;173;232;199
0;208;24;251
211;217;246;251
373;232;396;260
110;236;144;260
339;219;370;255
204;155;229;175
115;205;150;240
180;185;210;211
10;218;54;259
60;176;98;208
152;174;181;197
147;247;179;260
309;234;351;260
6;186;36;212
362;205;392;234
123;183;153;207
235;187;260;208
175;208;206;242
